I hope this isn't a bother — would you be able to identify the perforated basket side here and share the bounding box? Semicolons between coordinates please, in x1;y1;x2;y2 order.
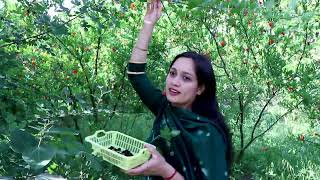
114;132;145;154
96;131;113;148
98;148;125;166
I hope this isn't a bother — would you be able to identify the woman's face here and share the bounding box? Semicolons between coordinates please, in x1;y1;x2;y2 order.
165;57;204;109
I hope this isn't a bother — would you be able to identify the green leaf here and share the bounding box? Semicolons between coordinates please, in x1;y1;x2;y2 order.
22;144;56;170
170;130;181;137
37;14;51;25
0;140;9;152
9;129;38;153
265;0;274;9
288;0;298;10
187;0;204;9
51;21;69;36
160;127;171;141
4;113;16;123
61;137;86;155
83;152;102;171
301;12;314;22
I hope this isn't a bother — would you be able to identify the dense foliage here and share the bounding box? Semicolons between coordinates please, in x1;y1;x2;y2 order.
0;0;319;179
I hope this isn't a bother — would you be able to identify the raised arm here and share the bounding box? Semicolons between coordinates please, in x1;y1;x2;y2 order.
129;0;162;64
127;0;165;116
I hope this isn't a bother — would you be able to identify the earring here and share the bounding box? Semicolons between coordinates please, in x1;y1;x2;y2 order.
197;89;201;95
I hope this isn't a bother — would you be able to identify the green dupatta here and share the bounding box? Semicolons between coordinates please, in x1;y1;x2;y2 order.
146;102;228;180
128;63;228;180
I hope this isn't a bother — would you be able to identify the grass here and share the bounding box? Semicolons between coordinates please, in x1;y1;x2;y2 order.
232;117;320;180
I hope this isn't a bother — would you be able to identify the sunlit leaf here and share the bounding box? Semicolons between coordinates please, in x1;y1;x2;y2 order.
22;144;56;170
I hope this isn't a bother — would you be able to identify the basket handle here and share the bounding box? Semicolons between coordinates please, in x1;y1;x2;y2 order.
93;130;107;138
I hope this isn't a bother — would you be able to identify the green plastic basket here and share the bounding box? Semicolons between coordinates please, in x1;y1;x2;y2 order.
85;130;152;170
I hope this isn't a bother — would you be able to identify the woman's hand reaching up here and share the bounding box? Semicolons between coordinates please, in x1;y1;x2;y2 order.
144;0;163;26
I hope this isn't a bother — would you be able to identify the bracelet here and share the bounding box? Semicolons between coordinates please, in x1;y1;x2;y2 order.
134;46;148;51
144;20;153;25
164;169;177;180
127;71;145;75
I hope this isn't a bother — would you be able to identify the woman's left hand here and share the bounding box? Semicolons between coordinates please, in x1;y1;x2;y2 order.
125;144;173;177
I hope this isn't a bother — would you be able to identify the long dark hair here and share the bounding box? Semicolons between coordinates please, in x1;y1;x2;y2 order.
170;51;233;172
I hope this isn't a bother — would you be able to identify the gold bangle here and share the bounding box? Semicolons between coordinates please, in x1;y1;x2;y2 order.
134;46;148;51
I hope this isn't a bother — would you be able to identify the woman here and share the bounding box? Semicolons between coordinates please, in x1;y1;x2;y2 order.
126;0;232;179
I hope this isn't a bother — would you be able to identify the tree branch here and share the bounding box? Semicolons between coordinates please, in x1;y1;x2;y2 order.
161;0;175;28
67;86;84;143
295;23;309;75
94;31;103;76
251;90;278;140
53;35;98;122
239;94;245;150
238;15;258;65
203;23;238;92
0;32;47;49
0;15;80;49
104;65;127;128
79;34;98;122
242;100;303;152
204;21;249;152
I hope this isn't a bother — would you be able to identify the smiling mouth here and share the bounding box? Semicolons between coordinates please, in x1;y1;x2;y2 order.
169;88;180;96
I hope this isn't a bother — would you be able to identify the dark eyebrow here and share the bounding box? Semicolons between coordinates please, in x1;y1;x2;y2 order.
171;67;194;77
182;72;194;77
170;67;177;71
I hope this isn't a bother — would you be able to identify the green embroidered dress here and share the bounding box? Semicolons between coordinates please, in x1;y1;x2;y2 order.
128;63;228;180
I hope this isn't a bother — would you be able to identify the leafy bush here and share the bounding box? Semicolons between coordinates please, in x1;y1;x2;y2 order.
0;0;319;178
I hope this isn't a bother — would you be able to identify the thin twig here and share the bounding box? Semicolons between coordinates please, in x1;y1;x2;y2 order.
238;15;258;64
94;31;103;76
295;23;309;75
161;1;175;28
251;90;278;140
239;94;245;150
105;65;127;128
204;23;237;91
